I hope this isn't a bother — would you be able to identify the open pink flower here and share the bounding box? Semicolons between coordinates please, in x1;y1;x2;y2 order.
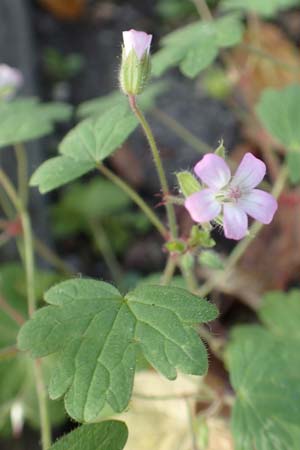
122;29;152;60
185;153;278;240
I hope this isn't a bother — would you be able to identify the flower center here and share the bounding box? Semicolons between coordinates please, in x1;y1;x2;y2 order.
228;186;242;201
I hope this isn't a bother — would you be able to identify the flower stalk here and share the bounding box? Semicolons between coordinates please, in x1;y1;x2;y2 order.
128;94;178;239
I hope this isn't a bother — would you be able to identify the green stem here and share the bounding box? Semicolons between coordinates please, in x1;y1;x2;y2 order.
198;167;288;298
90;220;124;288
34;361;52;450
96;163;168;239
152;108;212;155
14;143;28;206
160;255;177;285
34;236;74;277
128;95;178;239
0;166;52;450
180;260;198;293
192;0;213;20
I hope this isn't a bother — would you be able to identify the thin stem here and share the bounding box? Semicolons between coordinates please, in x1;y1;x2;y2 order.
97;163;168;239
0;165;52;449
152;108;212;155
14;143;28;206
34;361;52;450
185;399;199;450
0;346;19;361
160;255;177;285
0;295;25;325
90;220;124;288
34;236;74;277
128;95;178;239
0;168;20;210
180;259;198;293
20;211;36;317
198;167;288;298
192;0;213;21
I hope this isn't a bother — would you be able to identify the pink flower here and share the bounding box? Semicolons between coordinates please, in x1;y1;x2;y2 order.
122;29;152;60
185;153;278;240
0;64;23;100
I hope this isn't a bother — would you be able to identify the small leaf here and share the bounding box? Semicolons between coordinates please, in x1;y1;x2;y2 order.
50;421;128;450
30;156;95;193
18;279;217;422
152;15;244;78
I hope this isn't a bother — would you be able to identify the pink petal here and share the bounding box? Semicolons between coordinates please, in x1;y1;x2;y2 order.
185;189;221;223
194;154;231;190
223;204;248;240
238;189;278;224
231;153;266;190
122;30;152;59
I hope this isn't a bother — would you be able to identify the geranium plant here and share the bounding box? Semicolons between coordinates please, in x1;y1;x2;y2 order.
0;1;299;449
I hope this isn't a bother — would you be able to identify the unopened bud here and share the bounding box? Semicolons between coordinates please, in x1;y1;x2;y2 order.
119;29;152;96
0;64;23;100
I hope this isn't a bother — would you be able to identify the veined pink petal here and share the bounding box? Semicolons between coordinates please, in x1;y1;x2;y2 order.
231;153;266;190
238;189;278;224
122;30;152;59
194;154;231;190
185;189;221;223
223;204;248;240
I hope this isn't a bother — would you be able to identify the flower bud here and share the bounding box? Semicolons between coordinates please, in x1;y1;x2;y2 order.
119;30;152;96
0;64;23;100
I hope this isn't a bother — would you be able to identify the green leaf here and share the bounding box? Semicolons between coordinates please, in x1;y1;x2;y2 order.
221;0;299;18
30;156;95;194
31;100;140;193
259;289;300;339
0;98;72;148
227;289;300;450
256;85;300;150
60;104;137;163
50;421;128;450
152;15;244;78
77;82;167;118
18;279;218;422
256;85;300;183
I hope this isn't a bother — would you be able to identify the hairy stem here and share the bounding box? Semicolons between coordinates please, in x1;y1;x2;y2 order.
128;95;178;239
